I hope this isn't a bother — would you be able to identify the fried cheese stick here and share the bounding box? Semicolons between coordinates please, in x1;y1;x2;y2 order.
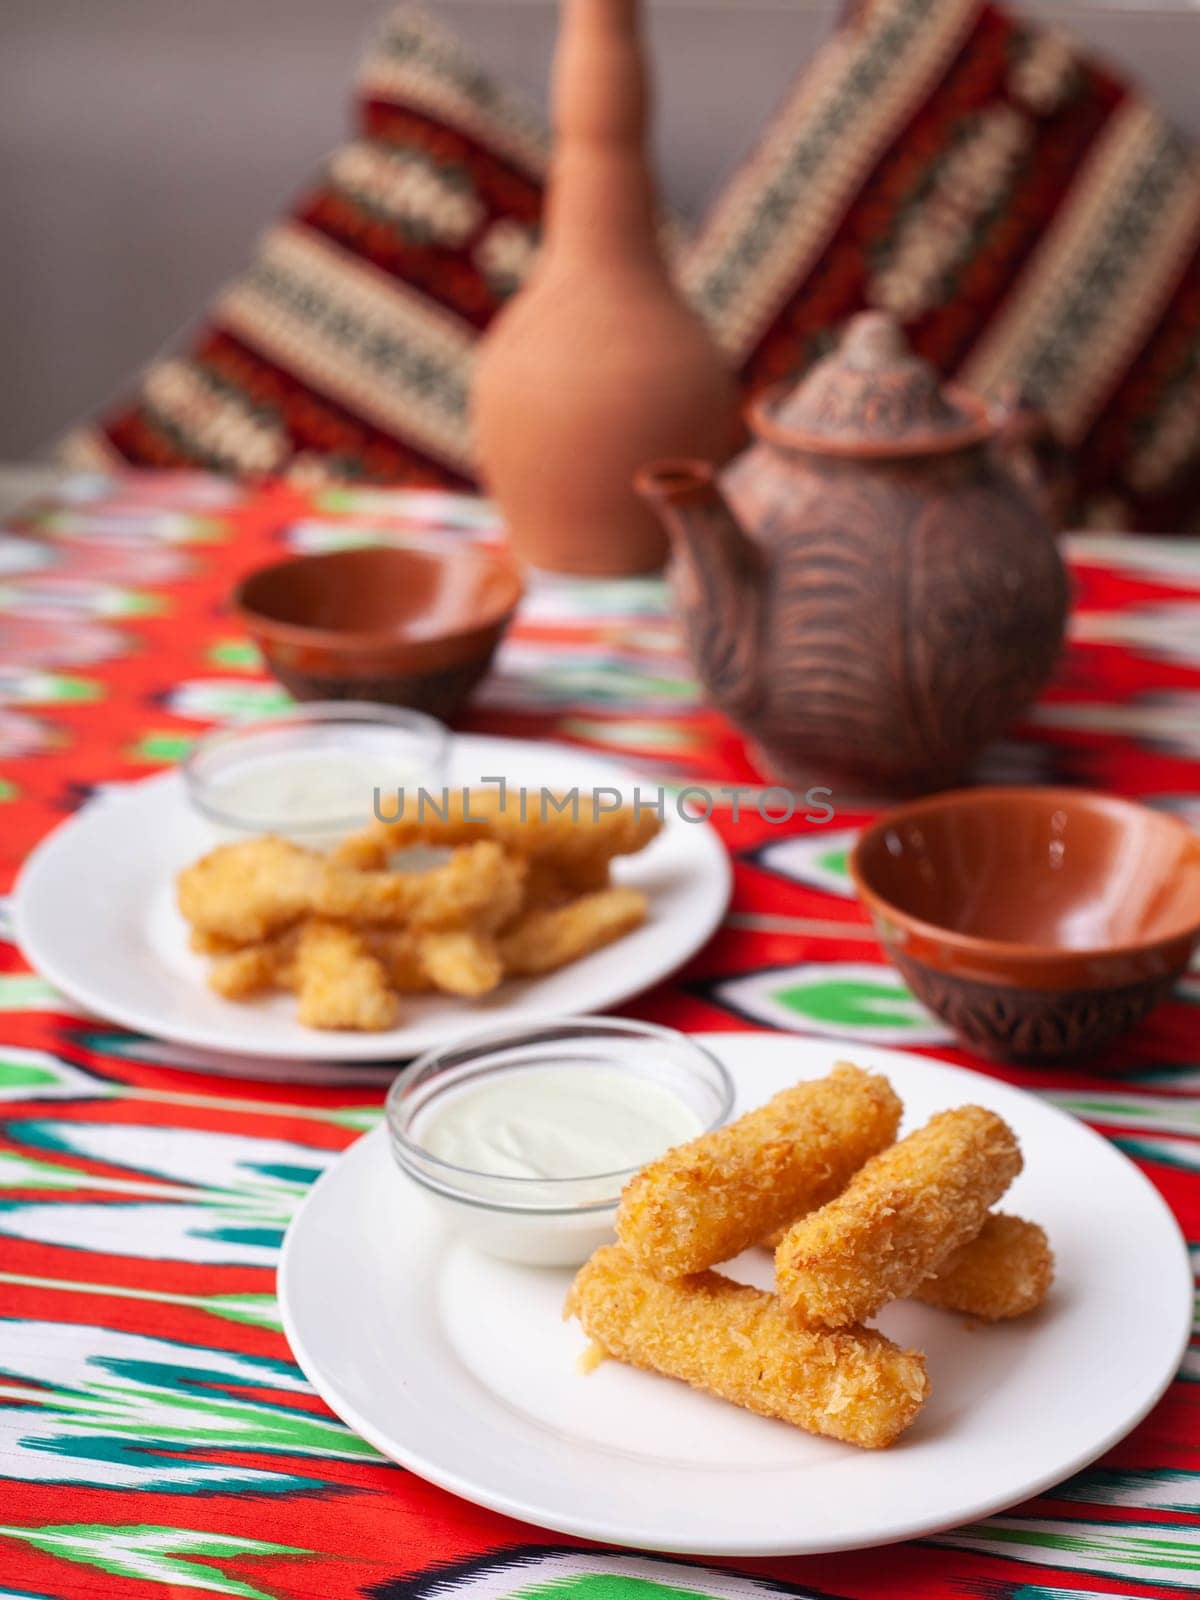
616;1063;902;1278
916;1212;1053;1320
566;1245;929;1450
763;1209;1053;1320
775;1106;1021;1327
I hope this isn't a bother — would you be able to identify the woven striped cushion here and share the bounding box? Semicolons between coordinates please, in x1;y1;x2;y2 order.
68;0;1200;531
63;5;546;486
684;0;1200;532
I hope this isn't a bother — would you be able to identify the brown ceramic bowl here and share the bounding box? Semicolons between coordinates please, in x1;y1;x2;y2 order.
234;544;523;720
850;787;1200;1065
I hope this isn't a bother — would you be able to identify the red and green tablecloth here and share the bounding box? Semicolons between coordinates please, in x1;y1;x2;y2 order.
0;471;1197;1600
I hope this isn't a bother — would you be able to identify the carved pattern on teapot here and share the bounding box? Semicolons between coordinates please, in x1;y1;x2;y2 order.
638;312;1068;793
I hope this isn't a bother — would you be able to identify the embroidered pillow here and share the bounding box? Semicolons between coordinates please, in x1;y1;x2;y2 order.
684;0;1200;532
62;5;547;487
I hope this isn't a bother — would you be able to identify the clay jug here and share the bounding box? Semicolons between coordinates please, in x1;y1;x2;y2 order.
636;312;1069;793
471;0;740;576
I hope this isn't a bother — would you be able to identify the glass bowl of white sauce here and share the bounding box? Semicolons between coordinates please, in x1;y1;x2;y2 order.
386;1016;734;1266
183;701;449;848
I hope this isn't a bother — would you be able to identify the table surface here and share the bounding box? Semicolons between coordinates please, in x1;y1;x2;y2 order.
0;471;1197;1600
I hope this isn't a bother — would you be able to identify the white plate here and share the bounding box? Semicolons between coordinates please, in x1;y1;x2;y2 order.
13;735;730;1062
279;1034;1192;1557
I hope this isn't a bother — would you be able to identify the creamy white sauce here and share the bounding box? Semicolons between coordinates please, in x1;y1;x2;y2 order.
417;1065;701;1179
209;753;418;830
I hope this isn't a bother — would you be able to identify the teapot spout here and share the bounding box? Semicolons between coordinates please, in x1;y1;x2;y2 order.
634;459;755;563
634;459;764;724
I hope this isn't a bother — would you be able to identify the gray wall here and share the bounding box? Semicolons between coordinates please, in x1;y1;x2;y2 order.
1;0;1198;457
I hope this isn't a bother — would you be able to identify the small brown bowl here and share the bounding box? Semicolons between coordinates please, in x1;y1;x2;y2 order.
234;543;523;720
850;787;1200;1065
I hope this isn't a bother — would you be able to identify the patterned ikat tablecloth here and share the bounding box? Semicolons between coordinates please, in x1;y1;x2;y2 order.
0;471;1198;1599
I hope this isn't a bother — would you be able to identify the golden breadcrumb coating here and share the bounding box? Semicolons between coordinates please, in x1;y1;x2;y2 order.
917;1212;1053;1320
499;887;647;977
415;930;504;997
616;1063;902;1279
566;1244;929;1450
328;828;402;871
207;945;281;1000
310;840;525;931
292;920;398;1031
334;789;662;871
394;842;526;933
177;836;323;943
523;855;612;907
360;928;435;993
177;836;524;943
178;804;654;1031
189;927;241;956
776;1106;1022;1328
763;1208;1052;1321
206;926;298;999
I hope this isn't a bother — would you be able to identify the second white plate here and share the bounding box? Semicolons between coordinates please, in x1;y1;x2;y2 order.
14;734;731;1061
279;1034;1192;1557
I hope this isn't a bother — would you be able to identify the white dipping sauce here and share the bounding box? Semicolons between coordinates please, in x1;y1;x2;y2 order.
210;752;418;831
418;1064;702;1179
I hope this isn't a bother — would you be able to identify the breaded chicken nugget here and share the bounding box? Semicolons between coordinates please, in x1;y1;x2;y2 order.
336;789;661;871
400;841;526;933
504;798;659;869
360;928;434;993
207;926;299;999
179;836;525;943
311;840;524;931
330;807;479;867
292;920;398;1031
617;1063;901;1279
208;945;280;1000
328;827;401;871
416;930;504;997
177;836;323;943
189;927;242;956
499;887;647;977
916;1212;1053;1320
522;856;612;907
566;1244;929;1450
775;1106;1022;1328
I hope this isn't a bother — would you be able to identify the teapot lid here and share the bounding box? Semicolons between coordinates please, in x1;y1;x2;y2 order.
753;312;994;456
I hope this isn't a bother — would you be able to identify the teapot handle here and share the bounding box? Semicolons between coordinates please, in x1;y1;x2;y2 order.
991;386;1074;533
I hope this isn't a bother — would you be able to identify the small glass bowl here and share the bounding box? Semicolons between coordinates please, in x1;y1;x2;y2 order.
386;1017;734;1266
182;701;449;848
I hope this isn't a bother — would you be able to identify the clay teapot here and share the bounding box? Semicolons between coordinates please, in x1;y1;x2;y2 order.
636;312;1069;793
472;0;740;577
